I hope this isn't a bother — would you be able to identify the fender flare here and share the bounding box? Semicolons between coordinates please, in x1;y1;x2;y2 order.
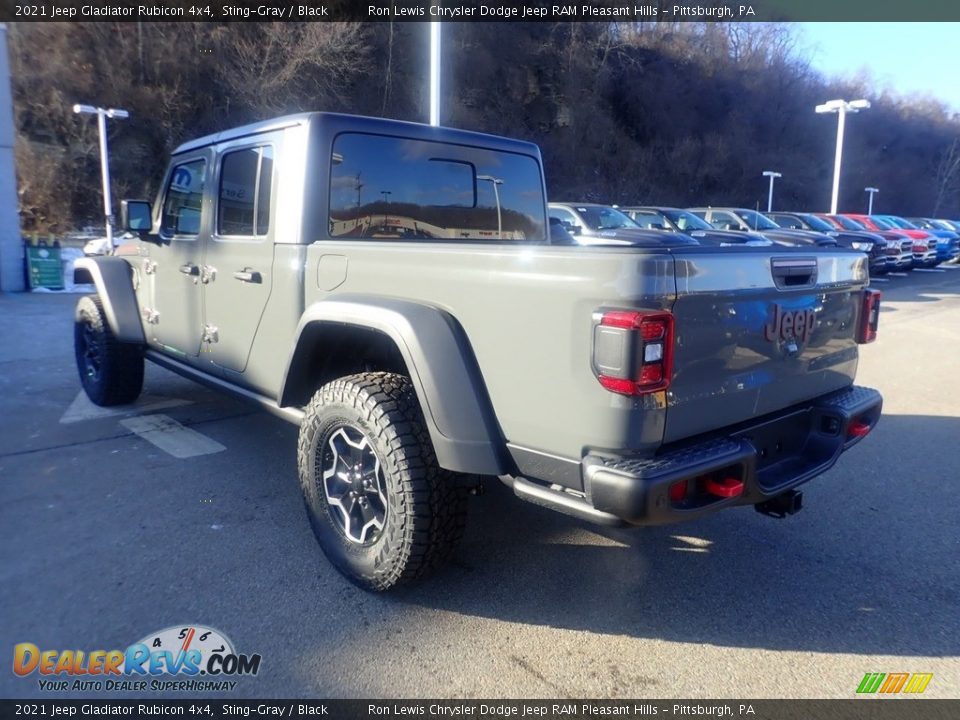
280;296;507;476
73;257;145;345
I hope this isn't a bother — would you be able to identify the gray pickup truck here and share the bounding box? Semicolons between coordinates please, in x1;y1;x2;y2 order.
73;113;883;590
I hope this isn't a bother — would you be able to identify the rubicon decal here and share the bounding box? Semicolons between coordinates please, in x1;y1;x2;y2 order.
856;672;933;694
764;304;817;346
13;625;261;692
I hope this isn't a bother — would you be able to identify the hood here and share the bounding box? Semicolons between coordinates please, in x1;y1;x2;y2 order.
687;228;773;246
579;227;700;247
761;228;837;247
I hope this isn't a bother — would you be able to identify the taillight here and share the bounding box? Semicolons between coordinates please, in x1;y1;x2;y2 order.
593;310;674;395
857;289;880;344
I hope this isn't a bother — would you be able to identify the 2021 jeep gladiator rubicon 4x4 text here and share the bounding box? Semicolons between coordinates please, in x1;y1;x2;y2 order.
74;113;882;590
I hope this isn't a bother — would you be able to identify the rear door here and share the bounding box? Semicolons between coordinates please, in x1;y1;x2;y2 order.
201;137;278;376
664;248;868;442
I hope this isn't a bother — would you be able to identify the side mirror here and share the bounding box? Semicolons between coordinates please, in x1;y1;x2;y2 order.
121;199;152;233
569;223;582;236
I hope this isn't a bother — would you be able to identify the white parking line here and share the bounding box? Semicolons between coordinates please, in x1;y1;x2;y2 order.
914;268;946;273
870;278;890;283
887;272;909;277
120;414;226;459
943;264;960;269
60;391;193;424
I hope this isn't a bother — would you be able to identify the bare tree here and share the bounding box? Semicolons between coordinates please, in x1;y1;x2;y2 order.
932;138;960;217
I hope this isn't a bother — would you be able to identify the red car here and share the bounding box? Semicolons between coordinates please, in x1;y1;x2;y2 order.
815;214;913;271
842;214;938;268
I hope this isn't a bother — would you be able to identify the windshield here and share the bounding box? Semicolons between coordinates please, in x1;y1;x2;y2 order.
869;216;895;230
832;215;865;230
577;206;640;231
735;210;780;230
797;214;834;232
883;216;916;229
663;209;713;231
627;210;672;230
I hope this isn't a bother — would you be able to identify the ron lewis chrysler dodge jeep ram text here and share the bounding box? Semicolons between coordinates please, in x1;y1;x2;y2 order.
73;113;883;590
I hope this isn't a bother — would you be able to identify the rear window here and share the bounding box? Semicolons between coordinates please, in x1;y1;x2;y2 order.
328;133;546;242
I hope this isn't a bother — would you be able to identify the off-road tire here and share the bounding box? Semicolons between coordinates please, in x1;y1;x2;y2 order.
297;372;467;591
74;295;144;406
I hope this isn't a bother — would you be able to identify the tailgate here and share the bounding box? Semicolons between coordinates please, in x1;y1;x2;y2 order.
664;250;869;443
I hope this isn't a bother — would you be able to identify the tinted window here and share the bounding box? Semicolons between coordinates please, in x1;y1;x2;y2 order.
218;147;273;237
329;134;545;242
664;210;713;231
734;210;779;230
162;159;205;236
576;206;638;231
548;207;579;227
797;214;834;232
833;215;865;230
769;214;802;229
627;210;669;230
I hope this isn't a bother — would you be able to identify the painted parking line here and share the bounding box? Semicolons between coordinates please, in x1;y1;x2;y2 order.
61;391;192;424
120;414;226;459
887;272;909;277
870;277;890;283
943;264;960;269
914;268;947;273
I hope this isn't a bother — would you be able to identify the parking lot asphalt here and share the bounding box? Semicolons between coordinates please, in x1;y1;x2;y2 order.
1;267;959;700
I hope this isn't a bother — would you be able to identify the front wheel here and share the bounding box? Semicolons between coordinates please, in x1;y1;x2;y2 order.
297;372;467;591
74;295;144;406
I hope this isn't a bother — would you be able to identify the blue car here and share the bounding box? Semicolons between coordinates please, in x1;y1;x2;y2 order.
907;218;960;262
878;215;958;264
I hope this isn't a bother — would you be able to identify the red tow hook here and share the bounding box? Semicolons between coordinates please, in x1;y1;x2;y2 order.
848;419;872;439
705;477;744;498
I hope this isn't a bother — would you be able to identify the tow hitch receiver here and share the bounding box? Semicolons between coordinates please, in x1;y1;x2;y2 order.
755;490;803;519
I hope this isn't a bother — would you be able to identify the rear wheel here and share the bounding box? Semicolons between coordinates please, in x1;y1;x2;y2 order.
74;295;144;406
297;372;467;591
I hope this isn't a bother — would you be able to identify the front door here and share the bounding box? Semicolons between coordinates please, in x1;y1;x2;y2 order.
146;155;209;359
200;140;277;376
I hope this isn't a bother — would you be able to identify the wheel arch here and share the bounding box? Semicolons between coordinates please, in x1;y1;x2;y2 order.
74;257;145;345
281;296;507;476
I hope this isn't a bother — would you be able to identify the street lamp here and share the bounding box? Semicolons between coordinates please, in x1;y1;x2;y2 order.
429;17;441;126
865;187;879;214
815;98;870;215
73;104;129;246
380;190;391;229
762;170;782;213
477;175;504;239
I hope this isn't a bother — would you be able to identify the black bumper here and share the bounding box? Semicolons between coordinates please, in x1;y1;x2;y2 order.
581;385;882;526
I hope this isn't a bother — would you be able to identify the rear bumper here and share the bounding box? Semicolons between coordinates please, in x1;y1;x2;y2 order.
579;386;882;526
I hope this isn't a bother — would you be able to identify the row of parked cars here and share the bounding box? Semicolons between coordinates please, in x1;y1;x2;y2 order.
547;203;960;274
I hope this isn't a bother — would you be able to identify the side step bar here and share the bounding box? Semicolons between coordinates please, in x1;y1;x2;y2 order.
500;475;625;527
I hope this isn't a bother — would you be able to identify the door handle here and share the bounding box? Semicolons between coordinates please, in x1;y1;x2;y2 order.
233;269;262;284
179;264;199;276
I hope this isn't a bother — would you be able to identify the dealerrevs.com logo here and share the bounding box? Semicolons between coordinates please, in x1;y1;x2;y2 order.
13;625;261;692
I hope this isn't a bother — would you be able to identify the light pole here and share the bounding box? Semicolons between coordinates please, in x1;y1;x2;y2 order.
429;17;440;126
380;190;391;229
865;186;879;215
762;170;781;212
477;175;504;239
73;104;129;246
815;98;870;215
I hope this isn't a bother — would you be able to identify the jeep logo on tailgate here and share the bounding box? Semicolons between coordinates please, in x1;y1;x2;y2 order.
764;304;817;346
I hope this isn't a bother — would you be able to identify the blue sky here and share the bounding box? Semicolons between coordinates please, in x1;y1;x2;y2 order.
798;23;960;112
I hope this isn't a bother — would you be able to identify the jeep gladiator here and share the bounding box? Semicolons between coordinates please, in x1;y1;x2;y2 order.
73;113;883;590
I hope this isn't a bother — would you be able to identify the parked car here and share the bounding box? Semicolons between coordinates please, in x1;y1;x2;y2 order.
766;211;889;275
688;207;838;247
844;215;939;268
816;214;913;272
620;206;773;246
547;203;698;247
904;217;960;263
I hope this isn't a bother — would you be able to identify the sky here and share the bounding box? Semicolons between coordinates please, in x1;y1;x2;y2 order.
798;23;960;112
